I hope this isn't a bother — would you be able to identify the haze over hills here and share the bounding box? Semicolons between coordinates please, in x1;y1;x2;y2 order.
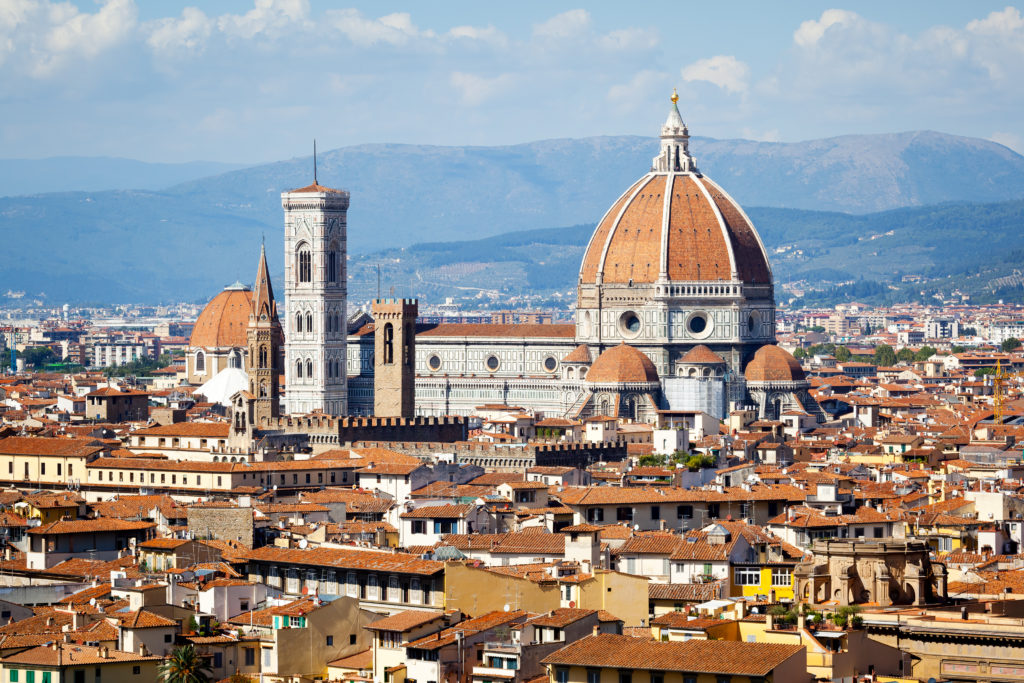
1;130;1023;303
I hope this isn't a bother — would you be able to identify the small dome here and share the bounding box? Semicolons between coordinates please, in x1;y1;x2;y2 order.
190;286;253;349
587;343;659;384
680;345;725;365
562;344;592;364
745;345;805;382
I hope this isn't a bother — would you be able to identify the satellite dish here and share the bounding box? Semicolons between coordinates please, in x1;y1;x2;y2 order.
569;601;576;608
633;524;640;531
89;598;97;607
298;538;308;549
503;604;510;612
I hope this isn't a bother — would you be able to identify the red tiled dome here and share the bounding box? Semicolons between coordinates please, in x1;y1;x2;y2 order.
680;345;725;365
745;345;805;382
190;286;252;349
586;344;659;384
579;173;771;287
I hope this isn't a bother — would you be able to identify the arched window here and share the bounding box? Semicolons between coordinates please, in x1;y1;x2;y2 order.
296;312;303;333
335;360;341;378
327;361;333;378
383;323;394;364
298;246;312;283
229;351;241;369
259;381;267;397
306;359;313;379
327;251;337;283
306;313;313;333
258;346;268;369
296;360;303;379
195;351;205;372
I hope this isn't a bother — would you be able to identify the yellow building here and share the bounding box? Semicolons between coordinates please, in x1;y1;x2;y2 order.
730;564;796;601
0;436;106;489
541;633;809;683
444;561;649;626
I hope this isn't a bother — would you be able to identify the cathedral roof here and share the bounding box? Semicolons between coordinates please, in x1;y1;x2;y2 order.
680;345;725;365
562;344;592;364
190;286;253;349
745;345;806;383
578;94;771;289
586;344;660;384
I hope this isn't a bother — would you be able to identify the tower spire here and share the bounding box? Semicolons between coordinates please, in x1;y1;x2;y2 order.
251;243;277;323
313;139;318;185
652;88;697;173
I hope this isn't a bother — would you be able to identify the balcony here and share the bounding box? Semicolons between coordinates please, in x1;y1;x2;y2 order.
472;667;517;679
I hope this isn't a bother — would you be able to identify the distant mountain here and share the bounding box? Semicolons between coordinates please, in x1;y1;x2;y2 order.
164;131;1024;254
0;157;243;197
1;130;1023;303
346;200;1024;307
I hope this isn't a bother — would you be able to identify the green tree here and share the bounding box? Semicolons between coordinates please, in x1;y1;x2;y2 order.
793;347;807;359
159;645;212;683
18;346;56;368
834;346;851;362
896;347;915;363
873;344;896;367
975;367;996;378
638;454;666;467
914;345;937;362
951;345;966;354
1002;337;1022;352
808;325;826;333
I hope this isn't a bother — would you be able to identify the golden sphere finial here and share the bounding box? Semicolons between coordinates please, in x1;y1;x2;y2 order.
671;88;679;104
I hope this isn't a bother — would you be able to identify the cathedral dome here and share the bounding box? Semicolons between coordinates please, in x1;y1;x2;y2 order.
579;97;771;289
587;343;660;384
744;345;805;383
190;283;253;349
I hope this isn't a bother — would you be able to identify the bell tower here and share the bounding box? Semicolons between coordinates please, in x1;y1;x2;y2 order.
282;166;349;416
246;243;283;425
372;298;418;417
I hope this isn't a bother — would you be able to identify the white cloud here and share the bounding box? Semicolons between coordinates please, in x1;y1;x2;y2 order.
740;127;781;142
793;8;859;47
446;24;507;47
682;55;749;94
147;7;212;56
217;0;310;40
326;9;434;47
450;71;514;106
607;69;668;107
597;27;658;51
532;9;590;41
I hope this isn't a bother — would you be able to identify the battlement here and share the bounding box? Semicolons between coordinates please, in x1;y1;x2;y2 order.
350;439;627;471
269;413;467;445
372;299;419;317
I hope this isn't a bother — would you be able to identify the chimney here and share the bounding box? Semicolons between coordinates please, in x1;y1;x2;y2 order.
797;611;806;631
46;617;54;627
592;624;600;637
51;641;58;651
139;643;148;656
766;612;774;630
63;633;71;643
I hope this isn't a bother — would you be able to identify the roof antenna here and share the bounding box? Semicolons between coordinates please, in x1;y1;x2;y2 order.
313;139;318;185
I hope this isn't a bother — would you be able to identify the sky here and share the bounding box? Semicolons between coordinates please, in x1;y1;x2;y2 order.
2;0;1024;163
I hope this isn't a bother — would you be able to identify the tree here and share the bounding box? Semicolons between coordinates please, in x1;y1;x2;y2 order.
1002;337;1022;352
896;347;915;363
951;345;966;354
793;347;807;359
159;645;212;683
18;346;56;368
914;346;937;362
638;454;666;467
873;344;896;367
834;346;851;362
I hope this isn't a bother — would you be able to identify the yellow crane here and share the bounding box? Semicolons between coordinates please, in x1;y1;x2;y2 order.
993;359;1022;425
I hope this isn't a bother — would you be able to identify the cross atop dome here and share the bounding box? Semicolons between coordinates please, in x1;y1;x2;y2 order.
652;88;698;173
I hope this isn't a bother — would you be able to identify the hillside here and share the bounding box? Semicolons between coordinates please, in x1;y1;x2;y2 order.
1;130;1023;303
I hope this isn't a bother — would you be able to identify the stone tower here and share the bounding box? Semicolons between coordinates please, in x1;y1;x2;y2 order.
372;298;418;417
282;178;349;415
246;243;283;424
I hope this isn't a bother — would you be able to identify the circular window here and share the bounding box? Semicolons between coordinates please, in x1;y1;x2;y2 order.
686;311;713;340
485;355;500;372
543;356;558;373
618;311;642;338
427;354;442;371
748;315;756;332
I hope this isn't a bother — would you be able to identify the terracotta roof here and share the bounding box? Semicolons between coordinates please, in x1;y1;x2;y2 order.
542;634;802;674
132;422;230;437
28;519;154;535
288;182;345;194
648;582;722;602
745;345;806;383
579;172;771;286
562;344;592;364
680;345;725;365
587;344;659;384
400;504;472;519
530;608;596;628
366;610;446;632
243;546;443;575
0;436;105;457
189;286;253;348
1;643;160;666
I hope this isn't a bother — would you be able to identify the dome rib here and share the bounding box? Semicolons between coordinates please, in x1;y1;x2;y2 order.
690;172;738;281
698;176;773;283
580;177;647;283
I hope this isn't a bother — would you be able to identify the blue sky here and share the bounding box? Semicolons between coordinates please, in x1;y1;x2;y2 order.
2;1;1023;162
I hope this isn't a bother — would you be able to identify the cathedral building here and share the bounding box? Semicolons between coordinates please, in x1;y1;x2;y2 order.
189;93;817;425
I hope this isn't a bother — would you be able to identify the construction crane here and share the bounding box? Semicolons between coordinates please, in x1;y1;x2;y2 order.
992;359;1022;425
